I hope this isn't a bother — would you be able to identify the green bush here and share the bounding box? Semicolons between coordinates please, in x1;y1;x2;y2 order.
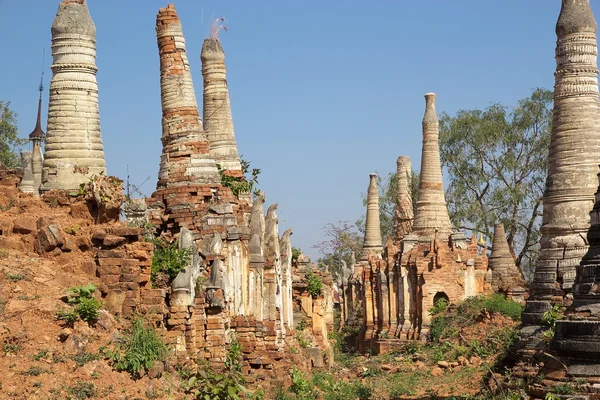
151;240;192;288
291;367;314;400
67;382;96;399
305;271;323;298
186;339;246;400
57;284;102;326
103;317;167;378
428;297;449;316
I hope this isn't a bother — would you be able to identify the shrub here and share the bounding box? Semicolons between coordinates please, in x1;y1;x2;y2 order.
217;159;261;198
186;339;246;400
290;367;314;400
541;304;564;341
68;382;96;400
57;284;102;325
103;317;167;378
305;271;323;298
428;297;449;316
151;240;192;288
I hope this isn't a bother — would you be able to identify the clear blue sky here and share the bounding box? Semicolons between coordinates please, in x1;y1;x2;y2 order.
0;1;581;260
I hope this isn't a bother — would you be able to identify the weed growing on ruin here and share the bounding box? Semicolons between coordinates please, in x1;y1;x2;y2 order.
72;352;101;368
305;271;323;298
21;366;48;376
151;239;192;288
290;367;314;400
273;383;293;400
67;381;96;399
428;297;449;316
103;317;167;378
292;247;301;265
296;331;311;348
296;317;307;331
541;304;564;341
0;248;8;258
32;349;49;361
216;158;261;198
57;284;102;325
186;338;247;400
6;273;25;282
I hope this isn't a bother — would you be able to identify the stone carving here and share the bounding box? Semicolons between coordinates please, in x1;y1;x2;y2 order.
201;34;242;174
411;93;453;238
42;0;106;191
523;0;600;325
394;156;414;244
279;228;294;328
361;174;383;260
171;228;201;306
18;152;35;194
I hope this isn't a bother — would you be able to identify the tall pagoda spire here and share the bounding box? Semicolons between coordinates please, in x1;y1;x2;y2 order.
523;0;600;324
411;93;453;238
361;173;383;260
29;56;45;196
201;23;243;175
42;0;106;191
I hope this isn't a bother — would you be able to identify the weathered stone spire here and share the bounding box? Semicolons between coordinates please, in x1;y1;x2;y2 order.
155;4;220;188
411;93;453;237
523;0;600;324
362;173;383;260
394;156;414;244
489;223;525;294
42;0;106;191
18;152;35;194
30;80;45;196
201;32;242;175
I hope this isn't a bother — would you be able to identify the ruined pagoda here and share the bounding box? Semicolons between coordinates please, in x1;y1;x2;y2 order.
394;156;413;245
42;0;106;191
523;0;600;325
361;173;383;260
411;93;453;238
201;29;243;175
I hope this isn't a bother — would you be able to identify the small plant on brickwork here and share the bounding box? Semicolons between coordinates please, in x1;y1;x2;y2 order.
296;317;307;331
217;158;261;198
428;297;449;316
305;271;323;298
63;283;102;325
296;331;311;349
151;239;192;288
0;248;8;259
292;247;302;265
186;338;247;400
541;304;564;341
102;317;167;379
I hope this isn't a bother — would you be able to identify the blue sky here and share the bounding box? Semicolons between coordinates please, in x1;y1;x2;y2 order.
0;1;581;259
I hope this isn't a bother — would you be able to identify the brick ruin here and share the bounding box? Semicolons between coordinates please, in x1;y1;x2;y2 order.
9;0;334;383
340;93;526;354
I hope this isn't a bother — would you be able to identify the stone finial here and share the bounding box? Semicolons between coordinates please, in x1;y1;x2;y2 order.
18;152;35;194
362;173;383;260
524;0;600;324
395;156;414;243
556;0;596;36
155;4;220;188
201;35;242;174
411;93;453;238
42;0;106;191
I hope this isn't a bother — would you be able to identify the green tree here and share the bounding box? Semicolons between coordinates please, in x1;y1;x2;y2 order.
0;101;23;168
438;88;552;276
356;170;419;242
313;220;362;276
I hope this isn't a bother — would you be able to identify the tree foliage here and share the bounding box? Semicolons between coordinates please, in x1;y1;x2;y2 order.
356;170;419;242
313;221;362;276
438;88;552;275
0;101;23;168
